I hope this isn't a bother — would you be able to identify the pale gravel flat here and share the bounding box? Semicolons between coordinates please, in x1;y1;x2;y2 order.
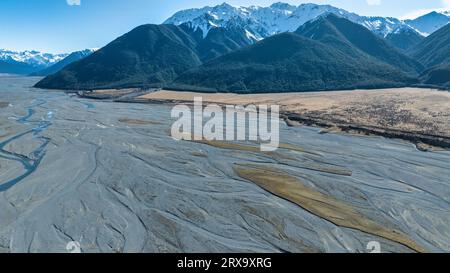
0;76;449;253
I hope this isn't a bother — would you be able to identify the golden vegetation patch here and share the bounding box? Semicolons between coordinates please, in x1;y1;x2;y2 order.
234;164;426;253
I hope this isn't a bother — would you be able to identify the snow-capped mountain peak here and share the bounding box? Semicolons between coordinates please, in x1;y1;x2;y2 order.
164;2;409;40
0;49;68;67
0;48;98;75
405;11;450;35
270;2;296;11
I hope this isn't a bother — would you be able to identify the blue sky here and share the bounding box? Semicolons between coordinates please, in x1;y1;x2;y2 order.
0;0;449;53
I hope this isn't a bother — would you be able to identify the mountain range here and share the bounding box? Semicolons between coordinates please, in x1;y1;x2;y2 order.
0;49;67;74
35;2;450;92
173;15;419;92
405;11;450;35
30;49;96;76
34;21;261;90
0;49;96;76
165;2;450;40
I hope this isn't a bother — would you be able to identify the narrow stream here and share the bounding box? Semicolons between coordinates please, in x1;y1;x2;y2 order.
0;98;53;191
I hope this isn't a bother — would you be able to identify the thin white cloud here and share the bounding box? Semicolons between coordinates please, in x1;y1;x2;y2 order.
67;0;81;6
366;0;382;6
442;0;450;8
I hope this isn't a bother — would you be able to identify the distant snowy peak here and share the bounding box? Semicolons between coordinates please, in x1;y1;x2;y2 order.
405;11;450;36
164;2;409;39
167;3;262;39
75;48;98;56
0;49;68;67
29;49;98;76
60;49;97;62
360;17;405;36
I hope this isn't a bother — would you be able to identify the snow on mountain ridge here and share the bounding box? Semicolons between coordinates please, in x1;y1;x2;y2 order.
405;11;450;36
0;49;68;67
164;2;408;39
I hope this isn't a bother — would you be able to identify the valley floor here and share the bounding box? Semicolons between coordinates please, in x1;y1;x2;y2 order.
132;88;450;150
2;78;450;253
